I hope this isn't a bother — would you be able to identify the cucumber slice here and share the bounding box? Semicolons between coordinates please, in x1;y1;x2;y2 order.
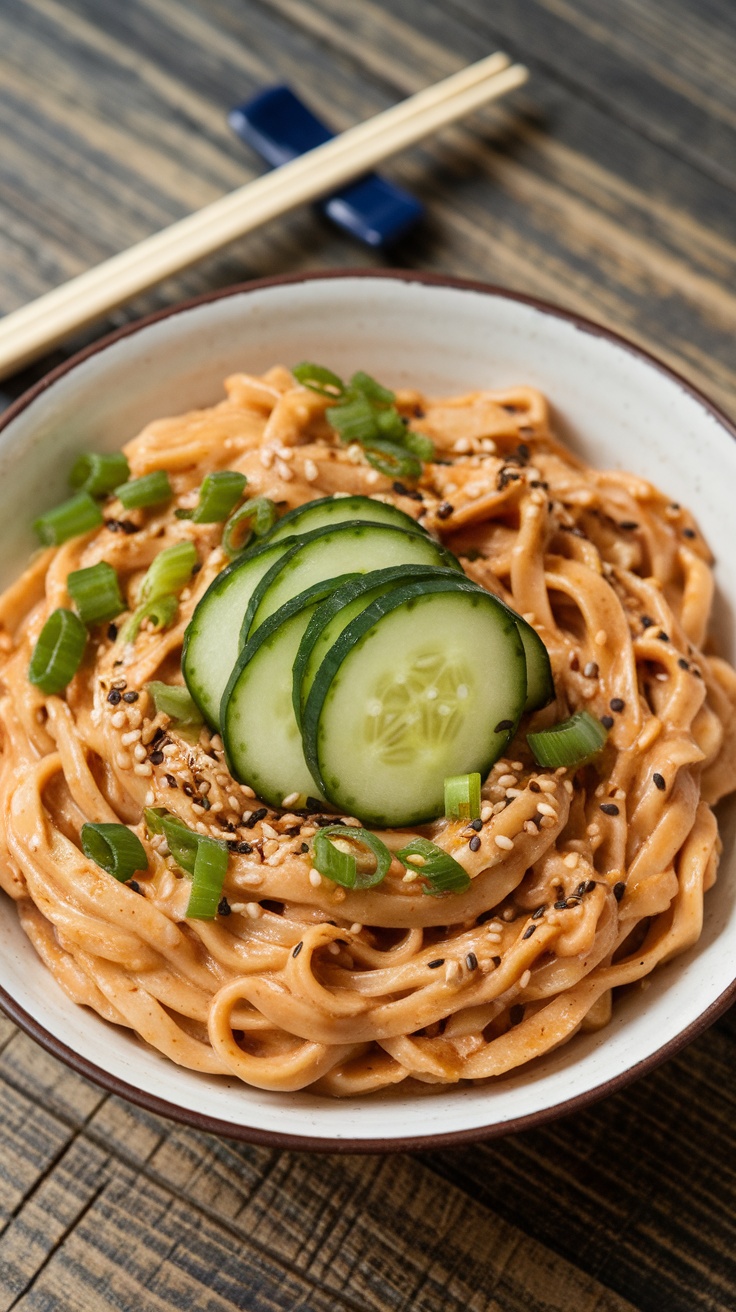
182;538;294;729
293;564;472;728
222;578;356;806
244;520;460;638
514;614;554;711
263;494;426;546
303;577;527;827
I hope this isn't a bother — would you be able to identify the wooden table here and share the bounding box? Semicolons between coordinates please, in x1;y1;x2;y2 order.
1;2;735;1309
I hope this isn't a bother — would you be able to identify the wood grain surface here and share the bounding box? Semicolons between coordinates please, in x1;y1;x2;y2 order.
1;2;735;1309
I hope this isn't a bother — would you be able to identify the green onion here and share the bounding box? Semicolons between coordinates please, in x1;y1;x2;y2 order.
349;370;395;405
120;594;178;645
81;822;148;882
364;441;422;481
292;363;346;397
222;496;278;556
70;452;130;497
396;838;471;896
185;835;229;919
312;825;392;889
144;806;168;835
140;541;197;604
67;562;125;626
329;394;380;445
116;471;172;509
146;681;203;725
527;709;608;769
444;773;481;821
28;608;87;694
33;492;104;547
373;408;408;442
401;429;435;460
177;471;247;524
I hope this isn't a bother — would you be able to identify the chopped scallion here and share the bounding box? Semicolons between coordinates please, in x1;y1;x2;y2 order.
33;492;103;547
186;835;229;918
67;561;125;626
222;496;278;556
28;608;87;694
116;470;172;509
146;681;203;725
444;773;481;821
401;429;435;460
348;370;395;405
70;451;130;497
311;825;392;889
527;709;608;769
292;363;346;397
329;394;380;445
140;541;197;604
119;594;178;644
364;441;422;481
81;822;147;882
177;471;247;523
396;838;471;896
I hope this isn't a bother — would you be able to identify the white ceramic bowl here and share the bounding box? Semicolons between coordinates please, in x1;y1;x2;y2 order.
1;270;734;1151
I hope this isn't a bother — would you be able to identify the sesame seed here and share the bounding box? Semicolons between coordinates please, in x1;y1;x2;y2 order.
309;870;322;887
133;743;147;762
583;662;599;678
133;763;152;777
532;905;546;919
218;897;231;917
402;871;420;883
494;834;514;851
427;958;445;969
469;835;481;852
519;969;531;989
480;804;493;822
406;853;427;866
107;689;122;705
328;942;341;955
437;502;454;520
678;657;690;670
303;459;318;483
123;690;139;703
564;780;573;794
613;881;625;901
641;615;655;628
653;772;666;791
350;923;363;934
465;952;478;970
600;802;619;816
494;719;514;733
536;802;557;818
245;902;262;919
111;710;126;729
522;925;536;939
610;698;625;712
563;852;579;869
523;820;538;834
445;960;460;983
259;446;274;468
276;459;293;482
594;629;608;646
498;774;517;788
538;779;557;794
292;941;303;958
539;815;556;829
683;528;696;539
601;714;614;730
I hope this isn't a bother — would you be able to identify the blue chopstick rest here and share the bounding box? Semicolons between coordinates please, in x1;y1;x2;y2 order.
228;86;424;248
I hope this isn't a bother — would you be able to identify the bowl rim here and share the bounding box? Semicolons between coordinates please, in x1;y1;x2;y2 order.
1;266;734;1153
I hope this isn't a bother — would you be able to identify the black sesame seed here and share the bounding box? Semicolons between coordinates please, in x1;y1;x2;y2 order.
509;1004;525;1026
683;528;696;539
653;772;666;791
619;521;639;531
565;896;581;907
305;796;324;813
120;519;139;535
610;698;625;712
600;802;619;816
237;841;254;854
427;958;445;969
128;880;141;894
641;615;655;628
182;783;194;797
149;749;164;765
191;562;202;575
437;501;454;520
465;952;478;970
123;690;139;703
658;631;669;642
529;780;541;793
494;719;514;733
613;881;626;902
532;905;545;919
165;774;177;788
199;797;211;810
243;807;268;829
393;481;409;496
218;897;231;916
300;842;309;853
107;623;118;641
554;899;568;909
575;880;587;897
678;657;690;670
314;815;336;827
585;880;596;893
492;955;502;967
107;689;122;705
522;925;536;939
469;835;481;852
469;818;483;832
601;715;614;730
292;941;303;958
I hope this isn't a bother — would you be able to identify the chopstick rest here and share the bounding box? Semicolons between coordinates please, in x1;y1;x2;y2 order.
229;86;424;247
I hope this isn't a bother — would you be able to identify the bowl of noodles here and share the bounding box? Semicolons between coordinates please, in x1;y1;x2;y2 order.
0;269;734;1151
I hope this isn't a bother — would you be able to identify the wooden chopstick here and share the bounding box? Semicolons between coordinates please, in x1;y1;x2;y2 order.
0;55;528;381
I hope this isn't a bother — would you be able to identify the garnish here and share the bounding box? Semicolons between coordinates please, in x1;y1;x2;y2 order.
311;825;392;889
527;709;608;768
28;608;87;694
176;471;247;523
70;452;130;497
292;363;434;478
144;808;228;919
33;492;104;546
81;822;148;882
119;541;197;644
115;471;172;509
444;772;481;821
222;496;278;556
396;837;471;896
67;562;125;626
146;681;203;726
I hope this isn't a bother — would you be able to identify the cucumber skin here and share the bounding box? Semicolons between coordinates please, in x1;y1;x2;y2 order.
492;601;554;711
302;576;527;826
292;564;472;730
261;493;427;546
181;537;295;728
240;519;462;645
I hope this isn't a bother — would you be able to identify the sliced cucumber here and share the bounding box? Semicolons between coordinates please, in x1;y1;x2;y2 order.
263;494;426;546
293;564;470;728
222;578;356;806
514;614;554;711
244;520;460;638
303;577;527;827
182;538;294;729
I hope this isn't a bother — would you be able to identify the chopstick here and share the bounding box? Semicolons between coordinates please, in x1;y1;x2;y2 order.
0;54;528;381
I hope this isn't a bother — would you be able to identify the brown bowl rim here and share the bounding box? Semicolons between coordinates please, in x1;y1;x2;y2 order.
1;266;734;1153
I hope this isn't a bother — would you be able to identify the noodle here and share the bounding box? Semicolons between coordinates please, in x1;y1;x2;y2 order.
1;366;734;1095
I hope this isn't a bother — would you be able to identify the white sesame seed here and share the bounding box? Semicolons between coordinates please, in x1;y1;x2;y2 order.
595;629;608;646
195;821;208;834
245;902;262;919
282;792;300;807
406;853;426;866
309;870;322;887
240;784;256;799
261;823;279;839
480;804;493;822
523;820;538;834
495;834;514;851
505;787;523;798
192;803;205;815
115;752;132;770
303;459;319;483
366;469;380;484
511;761;524;772
486;931;502;943
502;907;516;921
480;437;497;453
453;437;471;453
537;802;557;818
210;734;223;752
145;790;155;806
241;811;253;825
538;778;557;794
111;711;126;729
564;780;574;794
402;871;420;883
519;969;531;989
276;459;293;482
328;942;341;955
133;762;153;777
539;815;556;829
133;743;147;762
229;903;246;913
563;852;579;869
276;445;294;461
227;795;241;810
445;959;460;983
259;446;275;468
350;923;363;934
127;709;142;729
498;774;517;788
